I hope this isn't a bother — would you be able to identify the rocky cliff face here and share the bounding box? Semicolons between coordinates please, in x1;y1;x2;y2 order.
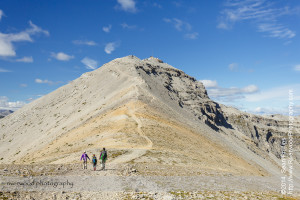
134;57;300;164
222;109;300;162
136;57;231;131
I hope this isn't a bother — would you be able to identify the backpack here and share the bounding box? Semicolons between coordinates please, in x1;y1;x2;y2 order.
102;151;107;160
92;157;97;164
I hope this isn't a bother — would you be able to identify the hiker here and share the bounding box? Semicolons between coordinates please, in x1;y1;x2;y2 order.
80;151;90;169
99;148;108;170
92;154;97;171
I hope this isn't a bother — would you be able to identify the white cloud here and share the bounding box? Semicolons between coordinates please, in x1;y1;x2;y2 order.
104;42;119;54
153;3;162;8
20;84;27;87
245;84;300;102
228;63;238;71
217;22;229;30
218;0;296;39
173;1;182;7
200;80;218;88
102;25;112;33
16;56;33;63
294;65;300;71
0;9;4;21
27;21;49;36
35;78;62;85
51;52;74;61
0;21;49;57
242;85;258;93
164;18;197;40
163;18;171;23
164;18;191;32
184;32;199;40
258;24;295;39
247;104;300;116
117;0;137;13
72;40;97;46
0;68;11;72
250;107;287;115
0;96;26;111
121;23;137;29
81;57;98;70
207;84;259;102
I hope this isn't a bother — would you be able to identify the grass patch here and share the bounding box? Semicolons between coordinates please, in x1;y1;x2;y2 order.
111;150;126;158
169;190;190;198
277;197;299;200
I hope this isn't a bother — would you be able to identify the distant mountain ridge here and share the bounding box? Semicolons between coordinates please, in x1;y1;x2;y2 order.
0;109;13;119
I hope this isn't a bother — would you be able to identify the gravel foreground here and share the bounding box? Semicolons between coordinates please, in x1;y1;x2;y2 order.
0;191;299;200
1;164;300;200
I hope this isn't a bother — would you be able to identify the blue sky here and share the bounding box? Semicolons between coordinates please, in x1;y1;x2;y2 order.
0;0;299;115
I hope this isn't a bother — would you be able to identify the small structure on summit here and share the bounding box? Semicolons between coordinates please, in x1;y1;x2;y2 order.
145;56;164;63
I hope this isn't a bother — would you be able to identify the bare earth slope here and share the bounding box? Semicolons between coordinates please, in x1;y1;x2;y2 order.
0;55;299;182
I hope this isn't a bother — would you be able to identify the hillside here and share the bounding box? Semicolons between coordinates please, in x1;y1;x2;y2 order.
0;56;299;180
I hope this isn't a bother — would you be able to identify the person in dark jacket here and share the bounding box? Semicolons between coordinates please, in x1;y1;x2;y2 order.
99;148;108;170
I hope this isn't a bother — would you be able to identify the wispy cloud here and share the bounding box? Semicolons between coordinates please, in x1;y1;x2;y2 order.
258;23;295;39
200;80;218;88
16;56;33;63
72;40;97;46
0;96;26;111
0;21;49;57
250;106;287;115
209;85;259;101
173;1;182;8
121;23;137;29
238;84;300;115
184;32;198;40
27;21;49;36
164;18;198;39
153;2;162;9
35;78;63;85
228;63;238;71
104;42;119;54
102;25;112;33
218;0;296;40
245;84;300;102
20;84;27;87
163;18;191;31
202;79;259;102
81;57;98;70
294;65;300;71
51;52;74;61
0;68;11;72
116;0;137;13
0;9;4;21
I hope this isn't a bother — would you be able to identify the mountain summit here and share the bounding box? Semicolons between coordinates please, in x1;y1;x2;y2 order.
0;55;299;178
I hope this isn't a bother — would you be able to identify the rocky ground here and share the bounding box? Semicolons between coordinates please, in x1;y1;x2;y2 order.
1;190;299;200
1;163;300;200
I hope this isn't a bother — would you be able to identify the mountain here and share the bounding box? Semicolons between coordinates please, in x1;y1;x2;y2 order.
0;55;299;178
0;109;13;119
